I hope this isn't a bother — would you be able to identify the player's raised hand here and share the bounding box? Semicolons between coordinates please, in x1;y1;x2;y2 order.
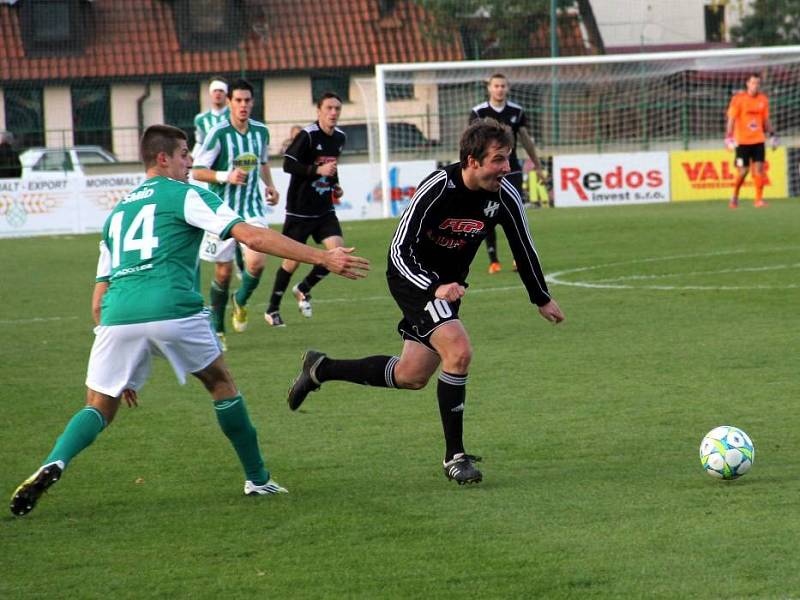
322;247;370;279
538;299;564;324
435;282;466;303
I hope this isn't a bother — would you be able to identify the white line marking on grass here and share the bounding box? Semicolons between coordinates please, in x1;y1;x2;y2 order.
0;286;529;328
591;263;800;283
0;316;80;325
6;247;797;326
547;248;800;291
314;284;525;304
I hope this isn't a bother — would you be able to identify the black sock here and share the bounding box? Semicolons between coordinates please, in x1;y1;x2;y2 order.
267;267;292;313
297;265;330;295
437;371;467;461
485;227;499;263
315;355;399;388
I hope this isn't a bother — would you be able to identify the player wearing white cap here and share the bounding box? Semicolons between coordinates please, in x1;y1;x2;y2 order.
192;77;230;157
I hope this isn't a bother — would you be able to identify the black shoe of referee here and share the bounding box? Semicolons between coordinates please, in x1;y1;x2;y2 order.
287;350;326;411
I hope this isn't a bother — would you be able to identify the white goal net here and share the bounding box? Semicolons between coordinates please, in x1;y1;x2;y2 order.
367;46;800;214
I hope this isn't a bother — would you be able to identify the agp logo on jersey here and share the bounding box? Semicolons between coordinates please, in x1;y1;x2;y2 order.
232;152;258;173
439;218;485;233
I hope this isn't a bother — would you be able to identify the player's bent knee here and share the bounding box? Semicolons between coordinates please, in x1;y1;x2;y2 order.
86;389;119;425
192;356;237;400
282;259;299;273
399;378;428;391
441;344;472;373
393;367;432;390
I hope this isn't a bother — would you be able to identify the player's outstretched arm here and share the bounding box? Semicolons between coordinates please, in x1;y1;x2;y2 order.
537;299;565;324
321;247;370;280
193;167;248;186
231;222;369;279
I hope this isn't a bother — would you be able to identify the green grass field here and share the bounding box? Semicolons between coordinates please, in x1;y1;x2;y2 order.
2;200;798;598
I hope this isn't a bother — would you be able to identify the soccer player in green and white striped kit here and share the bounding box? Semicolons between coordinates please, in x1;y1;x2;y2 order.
192;79;280;349
9;124;369;516
192;77;230;158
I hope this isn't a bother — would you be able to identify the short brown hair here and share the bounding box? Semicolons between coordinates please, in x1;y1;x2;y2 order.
459;118;513;168
140;125;187;167
488;72;507;83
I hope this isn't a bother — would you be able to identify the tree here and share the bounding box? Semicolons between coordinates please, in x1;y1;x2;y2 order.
731;0;800;46
412;0;584;60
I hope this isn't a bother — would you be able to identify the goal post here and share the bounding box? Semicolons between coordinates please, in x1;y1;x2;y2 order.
372;46;800;215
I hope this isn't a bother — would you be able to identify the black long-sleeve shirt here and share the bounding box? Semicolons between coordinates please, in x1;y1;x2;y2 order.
282;121;346;218
387;163;552;306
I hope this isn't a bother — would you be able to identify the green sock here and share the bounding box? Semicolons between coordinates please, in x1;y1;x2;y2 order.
209;280;229;333
235;270;261;308
213;395;269;485
44;406;106;468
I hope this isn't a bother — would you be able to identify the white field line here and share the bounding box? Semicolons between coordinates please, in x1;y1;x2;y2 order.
4;248;798;325
589;263;800;283
548;247;800;291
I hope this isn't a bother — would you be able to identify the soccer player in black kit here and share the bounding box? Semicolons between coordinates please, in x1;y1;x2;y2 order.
264;92;348;326
286;119;565;485
470;73;547;273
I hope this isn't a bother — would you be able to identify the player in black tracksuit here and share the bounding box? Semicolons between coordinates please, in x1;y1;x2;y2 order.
265;92;347;326
285;119;564;485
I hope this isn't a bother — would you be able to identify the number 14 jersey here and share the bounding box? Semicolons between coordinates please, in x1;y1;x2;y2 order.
96;176;242;325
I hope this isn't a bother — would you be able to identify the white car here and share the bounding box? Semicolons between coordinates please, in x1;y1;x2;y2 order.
20;146;118;179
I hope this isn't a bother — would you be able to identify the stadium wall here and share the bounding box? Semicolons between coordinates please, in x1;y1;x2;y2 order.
0;160;435;239
0;148;792;239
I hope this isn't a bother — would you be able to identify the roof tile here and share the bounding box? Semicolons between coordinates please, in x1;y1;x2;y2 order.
0;1;591;84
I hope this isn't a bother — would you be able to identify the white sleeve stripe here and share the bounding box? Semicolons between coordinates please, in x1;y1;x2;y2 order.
193;138;221;169
499;179;550;299
389;171;448;289
501;178;523;204
96;240;111;279
389;172;445;287
184;188;240;234
389;173;445;289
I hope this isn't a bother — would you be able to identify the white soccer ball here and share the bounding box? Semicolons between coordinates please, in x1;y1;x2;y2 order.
699;425;754;480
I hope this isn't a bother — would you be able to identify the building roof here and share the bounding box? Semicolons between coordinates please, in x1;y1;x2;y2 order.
0;0;593;84
0;0;464;83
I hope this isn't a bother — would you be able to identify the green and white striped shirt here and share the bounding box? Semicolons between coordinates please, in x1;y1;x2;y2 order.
193;119;271;220
194;106;230;148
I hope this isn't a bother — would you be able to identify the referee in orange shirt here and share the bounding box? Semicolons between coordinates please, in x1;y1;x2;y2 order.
725;73;777;209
